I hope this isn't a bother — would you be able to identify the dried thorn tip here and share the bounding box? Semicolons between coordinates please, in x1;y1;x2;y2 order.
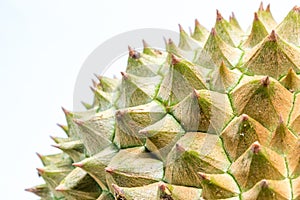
216;9;223;21
192;89;200;98
195;19;200;26
259;2;264;11
254;12;259;21
211;28;217;36
266;4;271;12
241;114;249;121
171;54;180;65
175;143;185;153
269;30;277;41
120;72;129;79
261;76;270;87
105;167;114;173
128;46;140;59
198;172;208;180
251;142;261;154
260;179;269;188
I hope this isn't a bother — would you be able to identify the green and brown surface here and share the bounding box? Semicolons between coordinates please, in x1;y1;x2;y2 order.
26;3;300;200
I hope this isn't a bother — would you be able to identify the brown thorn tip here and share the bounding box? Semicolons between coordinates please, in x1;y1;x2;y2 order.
198;172;208;180
241;114;249;121
25;188;34;192
254;12;259;21
105;167;114;173
171;54;180;65
231;12;235;18
269;30;277;41
251;142;261;154
36;168;44;174
61;107;70;115
211;28;217;36
261;76;270;86
178;24;183;32
175;143;185;152
120;71;128;79
72;162;83;168
260;179;269;188
266;4;271;12
51;144;60;149
36;152;42;159
216;9;223;21
293;6;300;12
195;19;200;26
279;114;284;124
159;182;167;191
112;184;124;195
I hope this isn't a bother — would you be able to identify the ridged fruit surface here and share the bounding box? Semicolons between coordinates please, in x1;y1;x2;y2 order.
26;3;300;200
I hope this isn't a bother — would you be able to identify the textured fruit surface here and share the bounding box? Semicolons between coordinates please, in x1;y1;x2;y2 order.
27;3;300;200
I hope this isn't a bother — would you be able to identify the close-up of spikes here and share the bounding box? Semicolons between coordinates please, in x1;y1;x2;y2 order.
24;3;300;200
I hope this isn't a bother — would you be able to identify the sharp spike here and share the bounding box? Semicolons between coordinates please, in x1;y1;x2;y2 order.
171;54;180;65
269;30;277;41
72;162;84;168
216;9;223;21
254;12;259;21
61;107;70;115
251;142;261;154
211;27;217;36
120;71;129;79
142;39;149;48
261;76;270;86
266;4;271;12
178;24;184;32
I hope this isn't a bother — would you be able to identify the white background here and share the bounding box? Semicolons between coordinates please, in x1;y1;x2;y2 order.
0;0;298;199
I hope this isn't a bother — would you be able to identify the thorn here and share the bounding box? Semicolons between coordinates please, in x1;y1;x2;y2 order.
92;79;98;88
261;76;270;87
36;152;43;159
241;114;249;121
105;167;114;173
192;88;200;98
198;172;208;180
138;130;148;135
73;119;84;126
115;110;125;119
61;107;70;115
216;9;223;21
120;71;129;79
159;182;167;191
260;179;269;188
293;6;300;12
72;162;84;168
168;38;174;45
278;114;284;124
128;46;140;59
171;54;181;65
231;12;236;19
259;2;264;11
142;39;149;48
211;27;217;36
251;141;261;154
112;184;124;196
178;24;184;32
25;188;34;192
57;123;67;130
89;86;97;93
254;12;259;21
175;143;185;153
219;60;226;69
36;168;45;174
269;30;277;41
51;144;60;149
55;185;66;191
266;4;271;12
195;19;200;27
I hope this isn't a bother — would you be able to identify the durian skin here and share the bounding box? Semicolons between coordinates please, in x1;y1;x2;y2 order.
27;3;300;200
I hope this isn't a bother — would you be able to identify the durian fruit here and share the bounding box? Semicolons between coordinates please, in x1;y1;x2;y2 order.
26;3;300;200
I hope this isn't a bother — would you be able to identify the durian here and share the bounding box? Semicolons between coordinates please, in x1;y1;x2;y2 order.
26;3;300;200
